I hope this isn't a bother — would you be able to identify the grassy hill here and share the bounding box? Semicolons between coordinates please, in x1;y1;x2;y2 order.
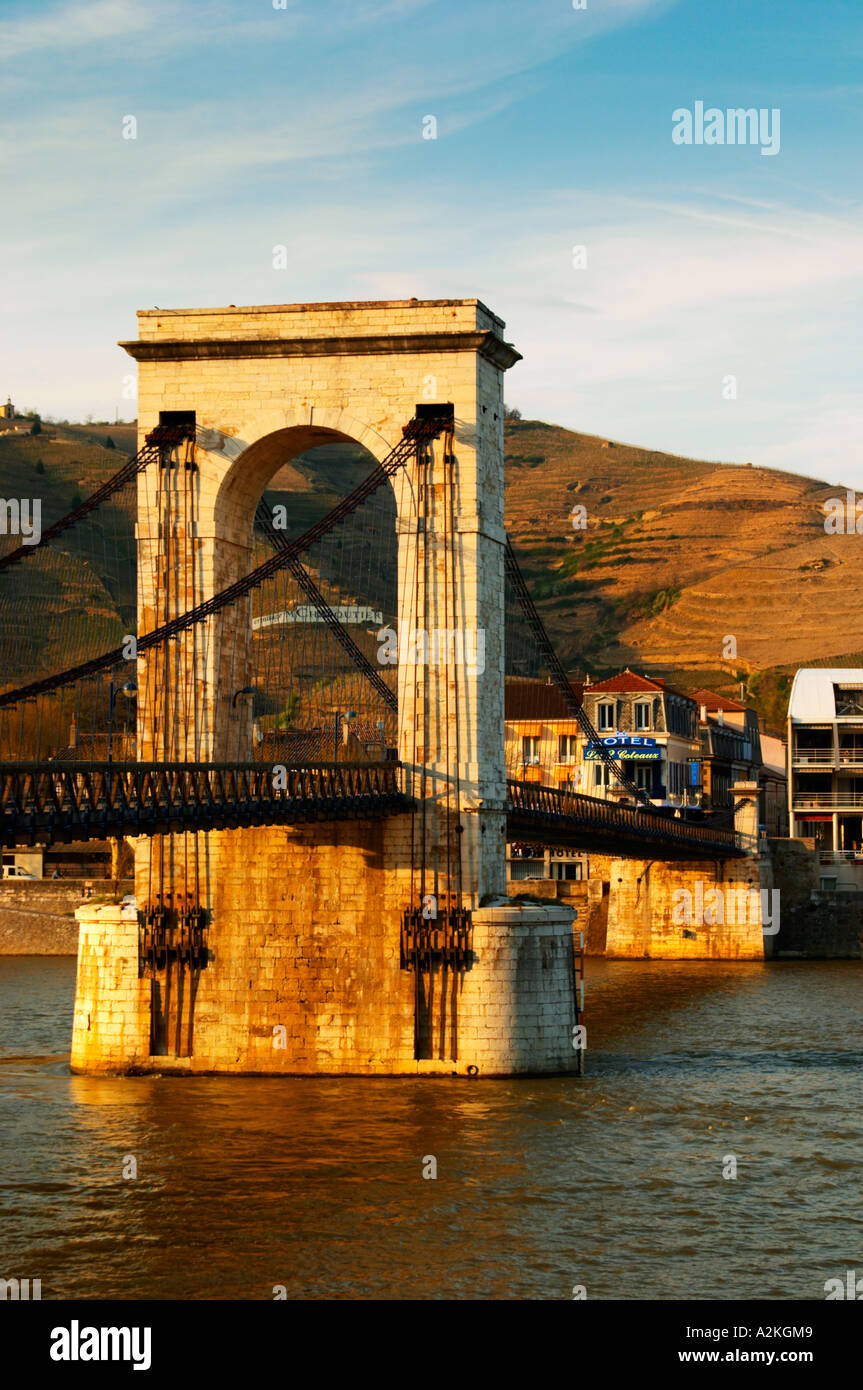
503;420;862;733
0;425;138;683
2;415;855;733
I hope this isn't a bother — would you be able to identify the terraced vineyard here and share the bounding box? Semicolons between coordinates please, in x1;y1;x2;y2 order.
2;416;857;732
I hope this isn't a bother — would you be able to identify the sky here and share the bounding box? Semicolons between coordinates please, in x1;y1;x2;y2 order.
1;0;861;483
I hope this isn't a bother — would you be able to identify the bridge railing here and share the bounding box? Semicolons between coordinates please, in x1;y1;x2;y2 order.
2;760;746;854
506;779;743;853
0;761;409;842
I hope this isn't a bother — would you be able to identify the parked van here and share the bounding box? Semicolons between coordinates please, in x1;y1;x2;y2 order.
2;865;36;879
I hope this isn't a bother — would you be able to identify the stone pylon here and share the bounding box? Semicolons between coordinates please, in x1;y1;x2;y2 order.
71;300;579;1076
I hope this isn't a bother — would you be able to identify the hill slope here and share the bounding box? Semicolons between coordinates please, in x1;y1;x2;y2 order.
2;417;856;732
503;421;863;728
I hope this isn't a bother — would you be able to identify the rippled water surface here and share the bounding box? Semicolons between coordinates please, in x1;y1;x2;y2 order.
1;956;861;1300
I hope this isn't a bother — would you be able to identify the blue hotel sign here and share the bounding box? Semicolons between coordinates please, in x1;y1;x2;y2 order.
584;734;661;762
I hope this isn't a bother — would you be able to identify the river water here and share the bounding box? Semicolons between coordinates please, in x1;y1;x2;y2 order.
1;956;861;1301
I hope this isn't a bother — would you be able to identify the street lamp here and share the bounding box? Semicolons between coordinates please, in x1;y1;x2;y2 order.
334;709;357;761
108;678;137;765
232;687;255;763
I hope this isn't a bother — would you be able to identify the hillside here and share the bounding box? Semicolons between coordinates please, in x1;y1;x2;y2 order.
504;420;858;731
1;416;856;732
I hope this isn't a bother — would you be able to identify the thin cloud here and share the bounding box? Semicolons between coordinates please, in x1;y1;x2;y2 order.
0;0;162;58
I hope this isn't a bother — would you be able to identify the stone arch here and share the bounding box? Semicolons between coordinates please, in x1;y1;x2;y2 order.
177;415;412;767
205;407;414;554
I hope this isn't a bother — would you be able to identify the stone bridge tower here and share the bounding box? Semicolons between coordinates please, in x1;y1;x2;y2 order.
70;300;580;1077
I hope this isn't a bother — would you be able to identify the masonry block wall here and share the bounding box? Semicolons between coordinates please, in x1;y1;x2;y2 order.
604;855;768;959
72;827;579;1076
0;882;87;955
765;837;863;959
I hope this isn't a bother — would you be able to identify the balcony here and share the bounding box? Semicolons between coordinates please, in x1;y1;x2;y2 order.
793;791;863;809
792;747;863;768
791;748;833;766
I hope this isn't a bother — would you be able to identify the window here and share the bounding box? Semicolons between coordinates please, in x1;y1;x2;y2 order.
521;735;540;766
159;409;196;428
593;762;611;788
632;764;653;791
510;858;545;881
669;700;695;736
835;687;863;716
558;734;578;763
551;861;583;881
668;762;692;797
634;702;651;731
597;702;615;731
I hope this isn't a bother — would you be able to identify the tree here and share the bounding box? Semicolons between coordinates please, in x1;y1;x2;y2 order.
274;694;301;729
504;404;521;421
35;459;45;474
30;414;42;436
105;435;115;449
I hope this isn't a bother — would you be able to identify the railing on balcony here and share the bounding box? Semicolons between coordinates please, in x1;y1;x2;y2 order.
793;792;863;809
819;851;863;863
792;748;863;766
791;748;834;765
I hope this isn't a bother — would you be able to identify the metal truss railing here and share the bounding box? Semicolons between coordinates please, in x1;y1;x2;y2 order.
0;760;410;844
506;779;743;856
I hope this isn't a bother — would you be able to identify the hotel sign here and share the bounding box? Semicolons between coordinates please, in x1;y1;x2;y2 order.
584;747;661;761
584;735;661;762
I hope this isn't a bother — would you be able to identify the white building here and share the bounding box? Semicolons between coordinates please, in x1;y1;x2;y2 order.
788;669;863;869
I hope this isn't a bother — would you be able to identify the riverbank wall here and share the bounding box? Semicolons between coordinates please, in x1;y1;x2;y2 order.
0;881;132;955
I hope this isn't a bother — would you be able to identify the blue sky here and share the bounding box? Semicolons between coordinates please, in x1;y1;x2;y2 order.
1;0;861;481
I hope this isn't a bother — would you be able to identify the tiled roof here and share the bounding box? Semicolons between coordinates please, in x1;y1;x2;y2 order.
691;688;746;713
505;677;582;720
585;669;695;703
586;670;663;694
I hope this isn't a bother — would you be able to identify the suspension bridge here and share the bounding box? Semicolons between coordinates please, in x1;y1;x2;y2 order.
0;420;739;858
0;299;752;1077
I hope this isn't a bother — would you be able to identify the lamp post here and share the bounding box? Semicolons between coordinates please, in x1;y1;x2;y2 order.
108;678;137;765
232;687;255;763
107;678;136;893
334;710;356;762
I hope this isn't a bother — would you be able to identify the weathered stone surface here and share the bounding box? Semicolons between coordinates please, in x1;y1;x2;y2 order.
70;880;580;1076
604;783;770;959
0;881;99;955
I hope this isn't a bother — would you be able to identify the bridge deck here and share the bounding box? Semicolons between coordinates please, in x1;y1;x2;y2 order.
0;762;410;845
507;780;744;859
0;763;744;858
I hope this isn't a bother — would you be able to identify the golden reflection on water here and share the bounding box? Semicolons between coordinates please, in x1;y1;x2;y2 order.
1;956;862;1299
